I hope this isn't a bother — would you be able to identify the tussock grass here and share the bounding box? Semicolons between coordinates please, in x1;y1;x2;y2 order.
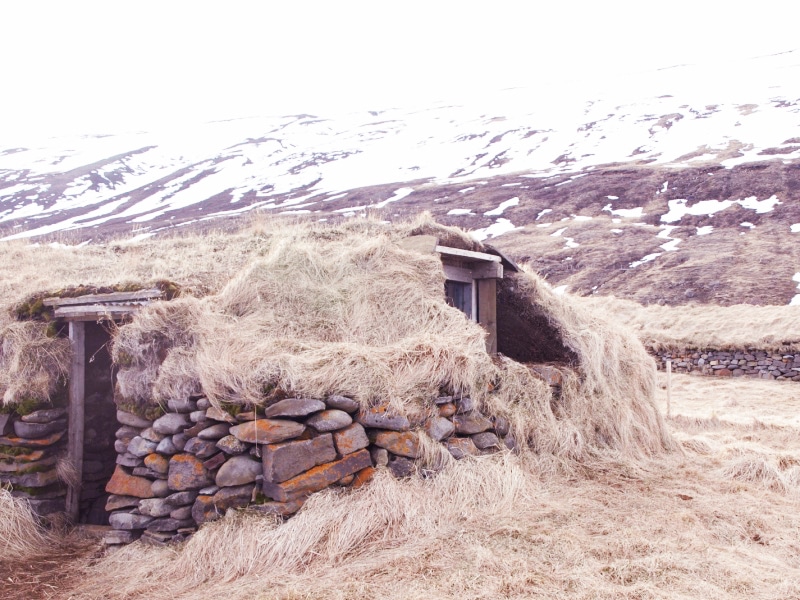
0;321;70;405
69;455;534;598
0;486;51;558
583;295;800;352
722;455;789;493
7;355;800;600
70;449;800;599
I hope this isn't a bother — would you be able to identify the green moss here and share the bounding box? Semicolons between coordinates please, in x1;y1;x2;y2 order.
9;483;64;497
115;351;134;368
219;402;242;417
115;399;164;421
0;446;30;458
261;382;289;404
11;282;176;323
12;295;54;322
154;279;181;300
252;490;270;504
13;397;47;417
17;463;53;475
117;282;145;293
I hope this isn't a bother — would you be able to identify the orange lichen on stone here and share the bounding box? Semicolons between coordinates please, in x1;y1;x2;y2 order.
168;453;214;491
262;448;372;502
106;465;155;498
351;466;376;488
0;430;65;448
229;419;306;444
370;430;420;458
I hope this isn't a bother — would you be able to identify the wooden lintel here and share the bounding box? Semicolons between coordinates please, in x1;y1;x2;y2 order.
436;245;501;263
473;262;503;279
43;288;163;307
66;321;85;523
54;304;148;320
443;264;474;284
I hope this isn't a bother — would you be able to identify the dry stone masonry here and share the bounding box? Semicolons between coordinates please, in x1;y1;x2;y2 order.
0;407;69;517
103;393;516;546
655;350;800;381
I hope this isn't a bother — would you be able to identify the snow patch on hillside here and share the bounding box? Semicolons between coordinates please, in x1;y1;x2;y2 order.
661;195;781;223
484;197;519;216
471;218;517;241
603;204;644;219
791;273;800;306
374;187;414;208
630;253;662;268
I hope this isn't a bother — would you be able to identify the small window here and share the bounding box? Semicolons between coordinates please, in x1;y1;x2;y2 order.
445;280;473;319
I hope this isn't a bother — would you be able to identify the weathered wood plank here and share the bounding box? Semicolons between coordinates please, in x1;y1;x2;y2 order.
483;244;521;272
436;245;501;263
442;264;474;284
43;289;163;307
478;279;498;354
54;304;147;320
66;321;85;523
473;262;503;279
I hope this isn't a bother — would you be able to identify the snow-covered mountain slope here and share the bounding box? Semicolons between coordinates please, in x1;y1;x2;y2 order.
1;51;799;306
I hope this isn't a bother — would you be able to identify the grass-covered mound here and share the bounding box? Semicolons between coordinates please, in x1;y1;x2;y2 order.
0;215;672;460
106;216;673;460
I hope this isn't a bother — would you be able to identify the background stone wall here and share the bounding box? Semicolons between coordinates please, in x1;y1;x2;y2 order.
654;350;800;381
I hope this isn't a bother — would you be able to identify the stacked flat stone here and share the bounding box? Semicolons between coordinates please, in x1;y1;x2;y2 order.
0;407;68;516
656;350;800;381
424;396;515;461
104;393;516;546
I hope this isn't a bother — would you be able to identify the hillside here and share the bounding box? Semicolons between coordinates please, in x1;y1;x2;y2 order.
1;51;799;306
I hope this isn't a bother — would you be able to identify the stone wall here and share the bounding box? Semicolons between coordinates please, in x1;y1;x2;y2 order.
0;408;68;516
654;350;800;381
103;393;517;546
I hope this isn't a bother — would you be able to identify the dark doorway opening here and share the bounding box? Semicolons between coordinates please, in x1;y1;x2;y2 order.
78;322;117;524
445;280;473;318
496;276;578;364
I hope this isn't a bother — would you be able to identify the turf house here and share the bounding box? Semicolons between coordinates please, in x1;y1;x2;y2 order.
0;217;672;545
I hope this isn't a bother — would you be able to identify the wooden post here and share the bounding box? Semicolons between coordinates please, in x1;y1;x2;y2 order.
66;321;85;523
666;359;672;418
477;279;498;354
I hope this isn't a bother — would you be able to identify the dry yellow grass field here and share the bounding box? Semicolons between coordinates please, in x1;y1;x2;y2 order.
580;296;800;352
1;217;799;599
3;372;799;600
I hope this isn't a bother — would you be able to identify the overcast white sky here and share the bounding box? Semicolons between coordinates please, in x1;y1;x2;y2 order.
1;0;798;143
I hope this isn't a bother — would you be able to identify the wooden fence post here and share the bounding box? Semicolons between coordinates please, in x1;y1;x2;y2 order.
66;321;85;523
666;359;672;418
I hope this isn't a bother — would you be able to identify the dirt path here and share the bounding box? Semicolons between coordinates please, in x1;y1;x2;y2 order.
0;537;101;600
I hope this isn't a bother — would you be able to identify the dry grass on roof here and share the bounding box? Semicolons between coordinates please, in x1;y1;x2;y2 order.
111;215;673;461
0;321;69;406
0;214;671;460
